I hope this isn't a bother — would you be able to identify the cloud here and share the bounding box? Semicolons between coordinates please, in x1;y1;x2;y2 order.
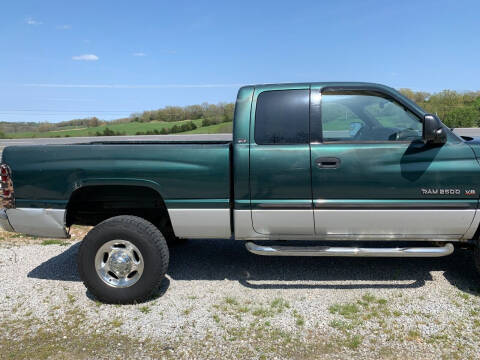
22;83;242;89
25;17;42;25
57;25;71;30
133;52;146;57
72;54;99;61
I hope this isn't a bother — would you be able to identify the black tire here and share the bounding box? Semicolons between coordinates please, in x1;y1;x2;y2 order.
78;215;169;304
474;240;480;276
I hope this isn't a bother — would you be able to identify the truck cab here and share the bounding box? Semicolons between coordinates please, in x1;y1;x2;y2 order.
233;83;480;243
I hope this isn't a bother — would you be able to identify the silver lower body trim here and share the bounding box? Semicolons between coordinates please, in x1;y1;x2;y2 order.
234;209;475;242
252;209;314;235
314;209;475;240
245;242;455;257
463;208;480;240
4;208;68;238
168;208;231;239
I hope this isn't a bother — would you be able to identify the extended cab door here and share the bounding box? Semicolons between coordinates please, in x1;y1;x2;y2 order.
309;85;480;240
249;86;314;236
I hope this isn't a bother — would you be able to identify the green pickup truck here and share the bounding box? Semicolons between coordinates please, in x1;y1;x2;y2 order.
2;82;480;303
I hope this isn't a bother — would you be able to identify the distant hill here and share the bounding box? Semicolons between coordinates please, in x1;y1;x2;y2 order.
0;102;234;138
1;89;479;139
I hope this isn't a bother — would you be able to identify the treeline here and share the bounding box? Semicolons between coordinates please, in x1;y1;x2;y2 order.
93;121;199;137
399;89;480;128
129;102;234;125
0;102;235;136
0;121;43;134
95;128;126;136
134;121;198;135
0;117;106;135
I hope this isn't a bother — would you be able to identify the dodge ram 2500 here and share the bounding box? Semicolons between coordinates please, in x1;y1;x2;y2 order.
2;82;480;303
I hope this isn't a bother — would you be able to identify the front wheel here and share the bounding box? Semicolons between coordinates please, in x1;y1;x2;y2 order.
78;215;169;304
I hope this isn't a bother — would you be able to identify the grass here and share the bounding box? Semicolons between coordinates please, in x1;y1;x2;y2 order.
406;329;422;341
8;119;198;138
328;303;360;320
293;310;305;327
225;296;239;306
139;306;151;314
66;293;76;305
0;311;176;360
41;239;70;246
329;319;355;331
214;297;294;321
182;307;193;316
110;318;123;328
327;293;396;351
183;121;232;134
251;306;273;318
3;291;480;359
8;119;233;138
270;298;290;313
342;334;363;350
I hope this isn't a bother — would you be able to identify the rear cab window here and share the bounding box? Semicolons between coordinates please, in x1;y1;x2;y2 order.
254;90;310;144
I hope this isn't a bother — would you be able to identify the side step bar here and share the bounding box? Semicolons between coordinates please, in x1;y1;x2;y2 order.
245;242;454;258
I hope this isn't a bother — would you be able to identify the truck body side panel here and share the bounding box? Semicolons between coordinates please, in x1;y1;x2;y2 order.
2;142;231;238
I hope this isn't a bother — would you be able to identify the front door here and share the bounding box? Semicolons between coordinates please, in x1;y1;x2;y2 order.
309;86;480;240
249;86;314;236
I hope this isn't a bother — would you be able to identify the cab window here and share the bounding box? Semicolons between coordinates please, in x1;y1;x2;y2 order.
255;90;309;145
320;91;422;142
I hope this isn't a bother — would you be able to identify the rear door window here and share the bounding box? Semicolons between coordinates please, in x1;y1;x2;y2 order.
254;90;309;144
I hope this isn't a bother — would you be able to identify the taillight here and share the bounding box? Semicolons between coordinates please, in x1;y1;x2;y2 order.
0;164;14;208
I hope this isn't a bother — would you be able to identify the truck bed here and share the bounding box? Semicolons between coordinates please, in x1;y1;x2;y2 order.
2;142;232;211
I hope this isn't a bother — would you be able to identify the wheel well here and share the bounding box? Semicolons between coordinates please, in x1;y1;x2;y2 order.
66;185;175;240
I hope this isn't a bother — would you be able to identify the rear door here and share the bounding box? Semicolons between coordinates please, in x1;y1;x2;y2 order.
309;85;479;240
249;85;314;236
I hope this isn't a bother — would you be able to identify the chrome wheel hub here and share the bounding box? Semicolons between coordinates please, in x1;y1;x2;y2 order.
108;251;133;277
95;240;144;288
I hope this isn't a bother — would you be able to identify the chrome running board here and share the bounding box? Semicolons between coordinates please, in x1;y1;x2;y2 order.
245;242;454;258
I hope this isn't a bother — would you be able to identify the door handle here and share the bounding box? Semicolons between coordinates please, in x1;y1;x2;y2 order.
315;157;341;169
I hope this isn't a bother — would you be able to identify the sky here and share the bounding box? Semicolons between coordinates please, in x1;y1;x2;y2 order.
0;0;479;123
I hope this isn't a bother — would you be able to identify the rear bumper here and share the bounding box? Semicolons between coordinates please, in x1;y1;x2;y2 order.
0;208;68;238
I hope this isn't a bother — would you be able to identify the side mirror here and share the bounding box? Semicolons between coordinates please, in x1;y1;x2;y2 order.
423;114;446;145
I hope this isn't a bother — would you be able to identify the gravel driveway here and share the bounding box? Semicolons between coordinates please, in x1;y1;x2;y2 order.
1;229;480;359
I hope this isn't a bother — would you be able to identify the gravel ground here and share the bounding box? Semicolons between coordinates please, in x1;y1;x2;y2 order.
1;228;480;359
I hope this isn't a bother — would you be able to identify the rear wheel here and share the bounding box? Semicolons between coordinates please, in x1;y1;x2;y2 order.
78;215;169;304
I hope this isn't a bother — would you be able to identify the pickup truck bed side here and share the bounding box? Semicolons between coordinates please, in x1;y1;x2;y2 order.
1;142;231;238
